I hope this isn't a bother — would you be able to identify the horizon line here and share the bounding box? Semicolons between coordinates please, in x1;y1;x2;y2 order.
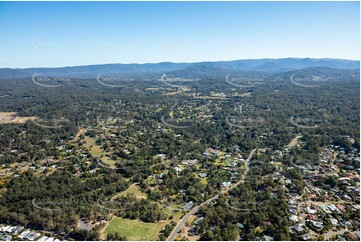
3;56;360;69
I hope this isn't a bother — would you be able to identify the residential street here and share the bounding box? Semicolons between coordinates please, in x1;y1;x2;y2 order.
167;148;257;241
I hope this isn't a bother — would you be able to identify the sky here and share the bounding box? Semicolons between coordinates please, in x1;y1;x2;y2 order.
0;1;359;68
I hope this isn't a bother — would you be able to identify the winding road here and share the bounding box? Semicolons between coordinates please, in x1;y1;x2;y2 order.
167;148;257;241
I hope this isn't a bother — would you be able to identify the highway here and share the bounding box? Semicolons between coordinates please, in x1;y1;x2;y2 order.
167;148;257;241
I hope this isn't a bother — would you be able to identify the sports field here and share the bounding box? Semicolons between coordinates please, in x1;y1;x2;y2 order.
104;217;168;240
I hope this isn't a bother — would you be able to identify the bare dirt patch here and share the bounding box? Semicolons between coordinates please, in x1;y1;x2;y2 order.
0;112;35;124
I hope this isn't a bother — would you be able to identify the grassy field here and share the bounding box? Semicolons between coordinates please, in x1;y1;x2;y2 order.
0;112;34;124
239;92;252;97
200;177;208;185
83;136;104;157
100;156;117;167
285;135;302;149
192;94;229;100
104;217;168;241
75;128;86;139
83;135;118;167
192;172;208;185
83;136;95;148
112;184;147;200
102;194;185;240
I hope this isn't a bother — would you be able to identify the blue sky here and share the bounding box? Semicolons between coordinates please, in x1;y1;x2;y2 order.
0;1;359;68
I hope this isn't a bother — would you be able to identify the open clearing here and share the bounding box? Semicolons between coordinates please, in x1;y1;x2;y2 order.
111;183;148;200
83;136;104;157
200;177;208;185
285;135;302;149
104;217;168;241
0;112;34;124
191;93;230;100
233;92;252;97
82;135;117;168
75;128;87;139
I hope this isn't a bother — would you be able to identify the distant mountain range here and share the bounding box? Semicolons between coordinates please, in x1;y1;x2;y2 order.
272;66;360;80
0;58;359;79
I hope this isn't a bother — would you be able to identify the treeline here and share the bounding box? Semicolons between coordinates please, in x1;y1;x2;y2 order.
195;156;290;241
107;194;168;223
0;170;130;237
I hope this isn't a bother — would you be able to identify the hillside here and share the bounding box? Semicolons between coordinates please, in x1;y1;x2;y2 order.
0;58;359;79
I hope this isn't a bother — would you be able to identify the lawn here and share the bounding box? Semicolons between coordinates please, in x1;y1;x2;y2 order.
83;135;111;159
104;217;168;241
83;136;96;149
285;135;302;149
100;156;117;168
192;173;208;185
200;177;208;185
112;184;147;200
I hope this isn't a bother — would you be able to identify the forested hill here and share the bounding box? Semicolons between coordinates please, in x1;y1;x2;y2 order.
272;67;360;81
0;58;359;79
